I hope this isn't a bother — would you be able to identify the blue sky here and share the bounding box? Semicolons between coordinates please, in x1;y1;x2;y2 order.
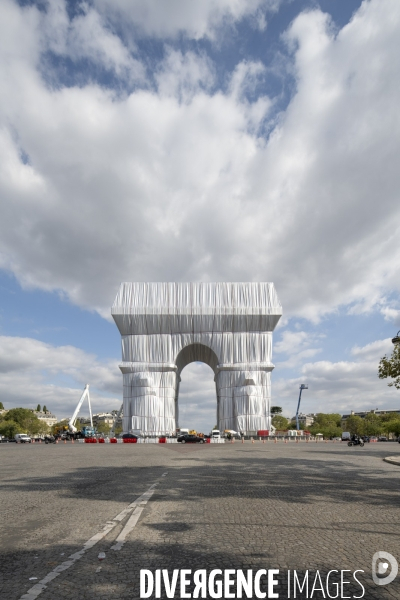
1;0;400;431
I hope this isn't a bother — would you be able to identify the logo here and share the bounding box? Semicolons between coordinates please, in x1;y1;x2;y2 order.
372;551;398;586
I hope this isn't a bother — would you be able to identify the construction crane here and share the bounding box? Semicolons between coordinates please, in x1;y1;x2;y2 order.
295;384;308;430
110;402;123;438
68;384;95;438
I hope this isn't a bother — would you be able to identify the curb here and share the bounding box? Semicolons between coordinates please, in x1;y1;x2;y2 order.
384;456;400;466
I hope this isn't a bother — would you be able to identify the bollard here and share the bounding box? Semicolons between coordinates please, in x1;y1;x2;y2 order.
241;437;244;443
251;438;254;444
64;439;67;444
274;438;277;443
262;439;265;444
71;438;74;444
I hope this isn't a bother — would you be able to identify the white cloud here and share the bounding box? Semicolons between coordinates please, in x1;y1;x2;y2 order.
92;0;283;40
0;0;400;326
273;337;399;417
0;336;121;418
274;329;323;369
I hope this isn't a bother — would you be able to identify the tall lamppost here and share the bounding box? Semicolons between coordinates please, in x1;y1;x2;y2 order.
392;331;400;345
296;384;308;430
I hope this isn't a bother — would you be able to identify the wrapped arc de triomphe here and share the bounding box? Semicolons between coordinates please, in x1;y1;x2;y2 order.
112;282;282;435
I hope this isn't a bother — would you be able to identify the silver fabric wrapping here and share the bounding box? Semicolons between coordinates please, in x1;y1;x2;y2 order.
112;282;282;434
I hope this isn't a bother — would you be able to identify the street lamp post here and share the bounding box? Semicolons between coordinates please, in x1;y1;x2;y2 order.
392;330;400;345
296;384;308;430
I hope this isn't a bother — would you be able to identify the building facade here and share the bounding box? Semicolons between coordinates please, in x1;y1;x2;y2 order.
34;411;57;427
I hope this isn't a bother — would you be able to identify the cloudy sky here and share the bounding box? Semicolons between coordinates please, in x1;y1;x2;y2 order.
1;0;400;431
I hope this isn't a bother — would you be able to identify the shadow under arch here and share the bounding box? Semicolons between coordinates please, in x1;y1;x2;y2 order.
175;343;219;377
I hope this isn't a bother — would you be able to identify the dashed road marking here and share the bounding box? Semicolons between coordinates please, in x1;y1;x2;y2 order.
19;478;163;599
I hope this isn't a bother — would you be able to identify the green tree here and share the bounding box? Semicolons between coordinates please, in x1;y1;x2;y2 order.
0;402;4;410
36;404;41;412
309;413;342;439
114;424;123;435
344;415;365;436
271;406;282;415
42;405;48;413
96;421;111;435
378;344;400;388
288;421;304;430
380;416;400;438
363;412;382;437
3;408;43;435
0;419;22;438
272;415;289;430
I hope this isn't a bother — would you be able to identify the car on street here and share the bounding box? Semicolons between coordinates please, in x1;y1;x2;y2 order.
378;436;388;442
177;434;205;444
121;433;139;440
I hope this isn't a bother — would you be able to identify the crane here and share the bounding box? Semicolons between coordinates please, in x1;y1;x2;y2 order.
295;384;308;430
68;384;95;438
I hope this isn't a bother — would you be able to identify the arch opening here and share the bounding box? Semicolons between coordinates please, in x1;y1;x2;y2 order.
177;361;217;433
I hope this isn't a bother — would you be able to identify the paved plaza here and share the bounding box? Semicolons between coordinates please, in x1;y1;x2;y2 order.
1;441;400;599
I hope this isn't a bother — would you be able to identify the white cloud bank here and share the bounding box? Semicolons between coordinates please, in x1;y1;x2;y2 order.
0;336;121;419
1;0;400;422
92;0;282;40
274;337;399;418
1;0;400;322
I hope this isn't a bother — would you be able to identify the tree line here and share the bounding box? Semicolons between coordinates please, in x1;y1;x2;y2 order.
271;411;400;438
0;408;50;438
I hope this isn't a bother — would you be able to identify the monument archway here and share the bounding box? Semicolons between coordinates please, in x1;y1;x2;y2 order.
112;282;282;435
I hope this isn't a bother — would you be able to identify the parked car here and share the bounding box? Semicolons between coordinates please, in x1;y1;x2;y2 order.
122;433;139;440
177;434;205;444
378;436;388;442
370;436;378;442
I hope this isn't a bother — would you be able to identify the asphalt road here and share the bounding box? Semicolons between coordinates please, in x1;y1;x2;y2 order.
1;440;400;599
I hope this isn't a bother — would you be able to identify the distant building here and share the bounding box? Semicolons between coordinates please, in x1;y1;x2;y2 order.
80;412;122;428
341;409;400;428
93;412;114;426
34;411;57;427
290;413;316;428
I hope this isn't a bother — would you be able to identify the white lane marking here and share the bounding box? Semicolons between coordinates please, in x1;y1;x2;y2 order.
110;506;144;550
19;481;159;600
111;485;158;550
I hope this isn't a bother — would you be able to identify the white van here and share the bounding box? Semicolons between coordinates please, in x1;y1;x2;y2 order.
211;430;220;439
341;432;351;441
15;433;32;443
